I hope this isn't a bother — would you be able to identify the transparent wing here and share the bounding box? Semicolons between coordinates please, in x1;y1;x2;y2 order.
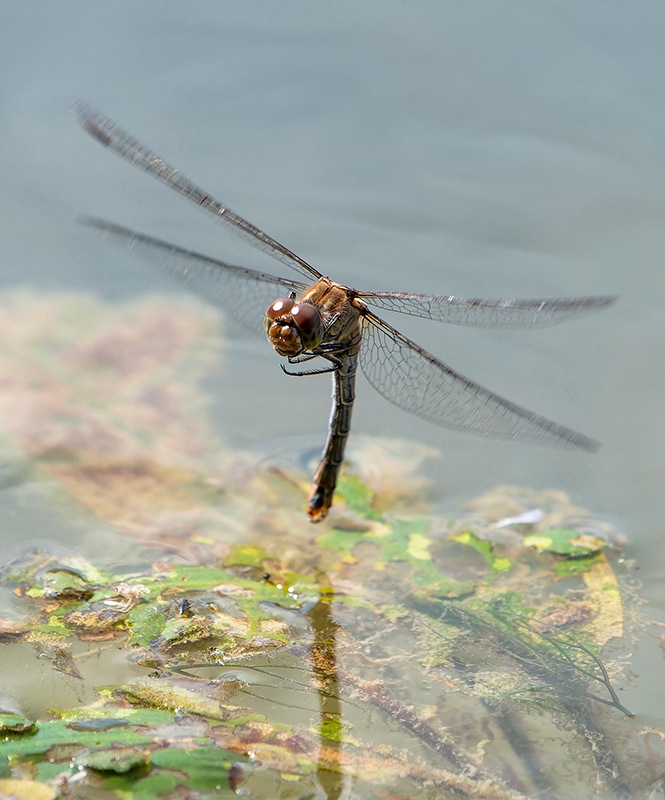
74;103;323;283
81;217;307;337
358;291;617;328
360;310;598;450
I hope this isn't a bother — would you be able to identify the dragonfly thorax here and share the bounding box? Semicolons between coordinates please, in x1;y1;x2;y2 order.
264;297;325;357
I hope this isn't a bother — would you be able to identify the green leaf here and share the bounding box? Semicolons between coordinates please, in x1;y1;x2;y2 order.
127;602;170;648
0;718;152;759
73;746;147;773
453;530;513;576
0;713;37;735
148;746;239;792
225;544;275;568
335;473;378;517
524;529;605;557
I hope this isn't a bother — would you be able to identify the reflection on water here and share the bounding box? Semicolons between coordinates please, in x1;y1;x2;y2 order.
0;292;661;798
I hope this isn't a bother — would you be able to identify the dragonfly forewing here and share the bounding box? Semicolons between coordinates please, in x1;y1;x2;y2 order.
81;217;306;337
74;103;322;284
359;292;617;328
360;310;599;451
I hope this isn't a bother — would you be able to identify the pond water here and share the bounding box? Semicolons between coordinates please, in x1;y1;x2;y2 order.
1;3;664;797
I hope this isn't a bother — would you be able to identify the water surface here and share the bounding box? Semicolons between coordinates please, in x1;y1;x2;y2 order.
0;1;664;790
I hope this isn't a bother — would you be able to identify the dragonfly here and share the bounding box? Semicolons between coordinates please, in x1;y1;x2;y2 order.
74;104;616;522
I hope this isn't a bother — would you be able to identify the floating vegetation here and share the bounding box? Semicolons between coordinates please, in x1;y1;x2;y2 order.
0;292;661;799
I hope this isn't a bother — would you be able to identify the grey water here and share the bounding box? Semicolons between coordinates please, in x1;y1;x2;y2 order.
1;0;664;729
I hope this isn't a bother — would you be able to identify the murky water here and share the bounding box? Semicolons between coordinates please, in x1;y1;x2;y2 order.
1;3;664;796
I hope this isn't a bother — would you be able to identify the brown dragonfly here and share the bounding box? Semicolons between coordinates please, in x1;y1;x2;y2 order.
75;104;615;522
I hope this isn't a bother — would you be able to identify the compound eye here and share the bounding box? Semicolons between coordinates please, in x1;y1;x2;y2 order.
291;303;321;336
266;297;295;320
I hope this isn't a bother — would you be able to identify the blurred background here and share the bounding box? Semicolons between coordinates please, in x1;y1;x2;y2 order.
0;2;663;719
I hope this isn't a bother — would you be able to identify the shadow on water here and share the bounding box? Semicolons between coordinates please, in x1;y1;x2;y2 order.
308;575;345;799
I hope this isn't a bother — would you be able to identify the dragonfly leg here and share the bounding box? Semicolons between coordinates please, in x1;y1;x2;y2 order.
279;355;341;377
317;340;348;353
287;352;318;364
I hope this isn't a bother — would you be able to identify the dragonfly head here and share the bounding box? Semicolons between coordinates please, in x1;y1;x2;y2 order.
265;297;325;357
